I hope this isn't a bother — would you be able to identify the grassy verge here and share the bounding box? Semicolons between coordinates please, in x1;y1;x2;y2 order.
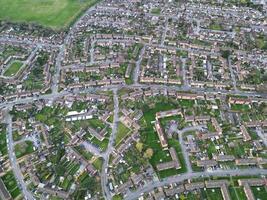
115;122;131;146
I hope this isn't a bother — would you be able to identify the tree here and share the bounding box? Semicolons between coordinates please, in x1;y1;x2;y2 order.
136;142;143;152
180;194;186;200
220;50;231;59
144;148;153;159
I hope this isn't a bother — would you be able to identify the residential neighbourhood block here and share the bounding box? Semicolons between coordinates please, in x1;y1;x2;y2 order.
0;0;266;200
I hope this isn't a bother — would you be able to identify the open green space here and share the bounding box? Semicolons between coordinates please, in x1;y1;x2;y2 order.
14;141;35;158
204;188;224;200
151;8;161;15
158;139;187;178
229;186;248;200
1;171;21;199
209;22;223;31
3;61;23;77
0;126;7;156
90;137;109;151
139;99;188;178
185;188;223;200
92;157;103;171
251;186;267;200
107;115;114;123
112;194;123;200
141;103;175;168
74;145;93;160
115;122;131;146
77;118;106;130
0;0;99;29
231;104;250;112
256;36;267;50
12;130;23;142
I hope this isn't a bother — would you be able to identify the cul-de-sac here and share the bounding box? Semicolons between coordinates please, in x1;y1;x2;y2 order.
0;0;266;200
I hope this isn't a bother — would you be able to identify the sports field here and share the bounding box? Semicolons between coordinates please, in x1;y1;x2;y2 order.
0;0;98;29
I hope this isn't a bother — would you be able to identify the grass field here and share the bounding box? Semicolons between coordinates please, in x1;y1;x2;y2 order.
141;102;176;166
0;0;99;29
93;157;103;171
158;139;187;178
251;186;267;200
186;188;223;200
0;128;7;156
14;141;35;158
229;186;247;200
139;100;189;178
115;122;131;146
1;171;21;199
4;61;23;77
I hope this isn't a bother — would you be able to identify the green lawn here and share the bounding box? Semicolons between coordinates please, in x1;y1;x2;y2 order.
92;157;103;171
115;122;131;146
158;139;187;178
209;23;223;31
77;118;106;130
229;186;248;200
151;8;161;15
14;141;35;158
107;115;114;123
90;137;109;152
0;128;7;156
185;188;223;200
204;188;224;200
1;171;21;199
74;145;93;160
112;194;123;200
231;104;250;112
4;61;23;77
0;0;99;29
251;186;267;200
140;101;178;172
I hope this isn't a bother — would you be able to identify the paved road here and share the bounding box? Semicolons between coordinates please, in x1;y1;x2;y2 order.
133;46;146;84
0;91;69;109
101;89;119;200
51;44;64;94
1;81;267;110
160;18;168;46
195;19;201;34
125;168;267;200
180;57;189;88
89;40;96;65
5;112;35;200
179;126;205;134
176;125;206;173
228;56;238;91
